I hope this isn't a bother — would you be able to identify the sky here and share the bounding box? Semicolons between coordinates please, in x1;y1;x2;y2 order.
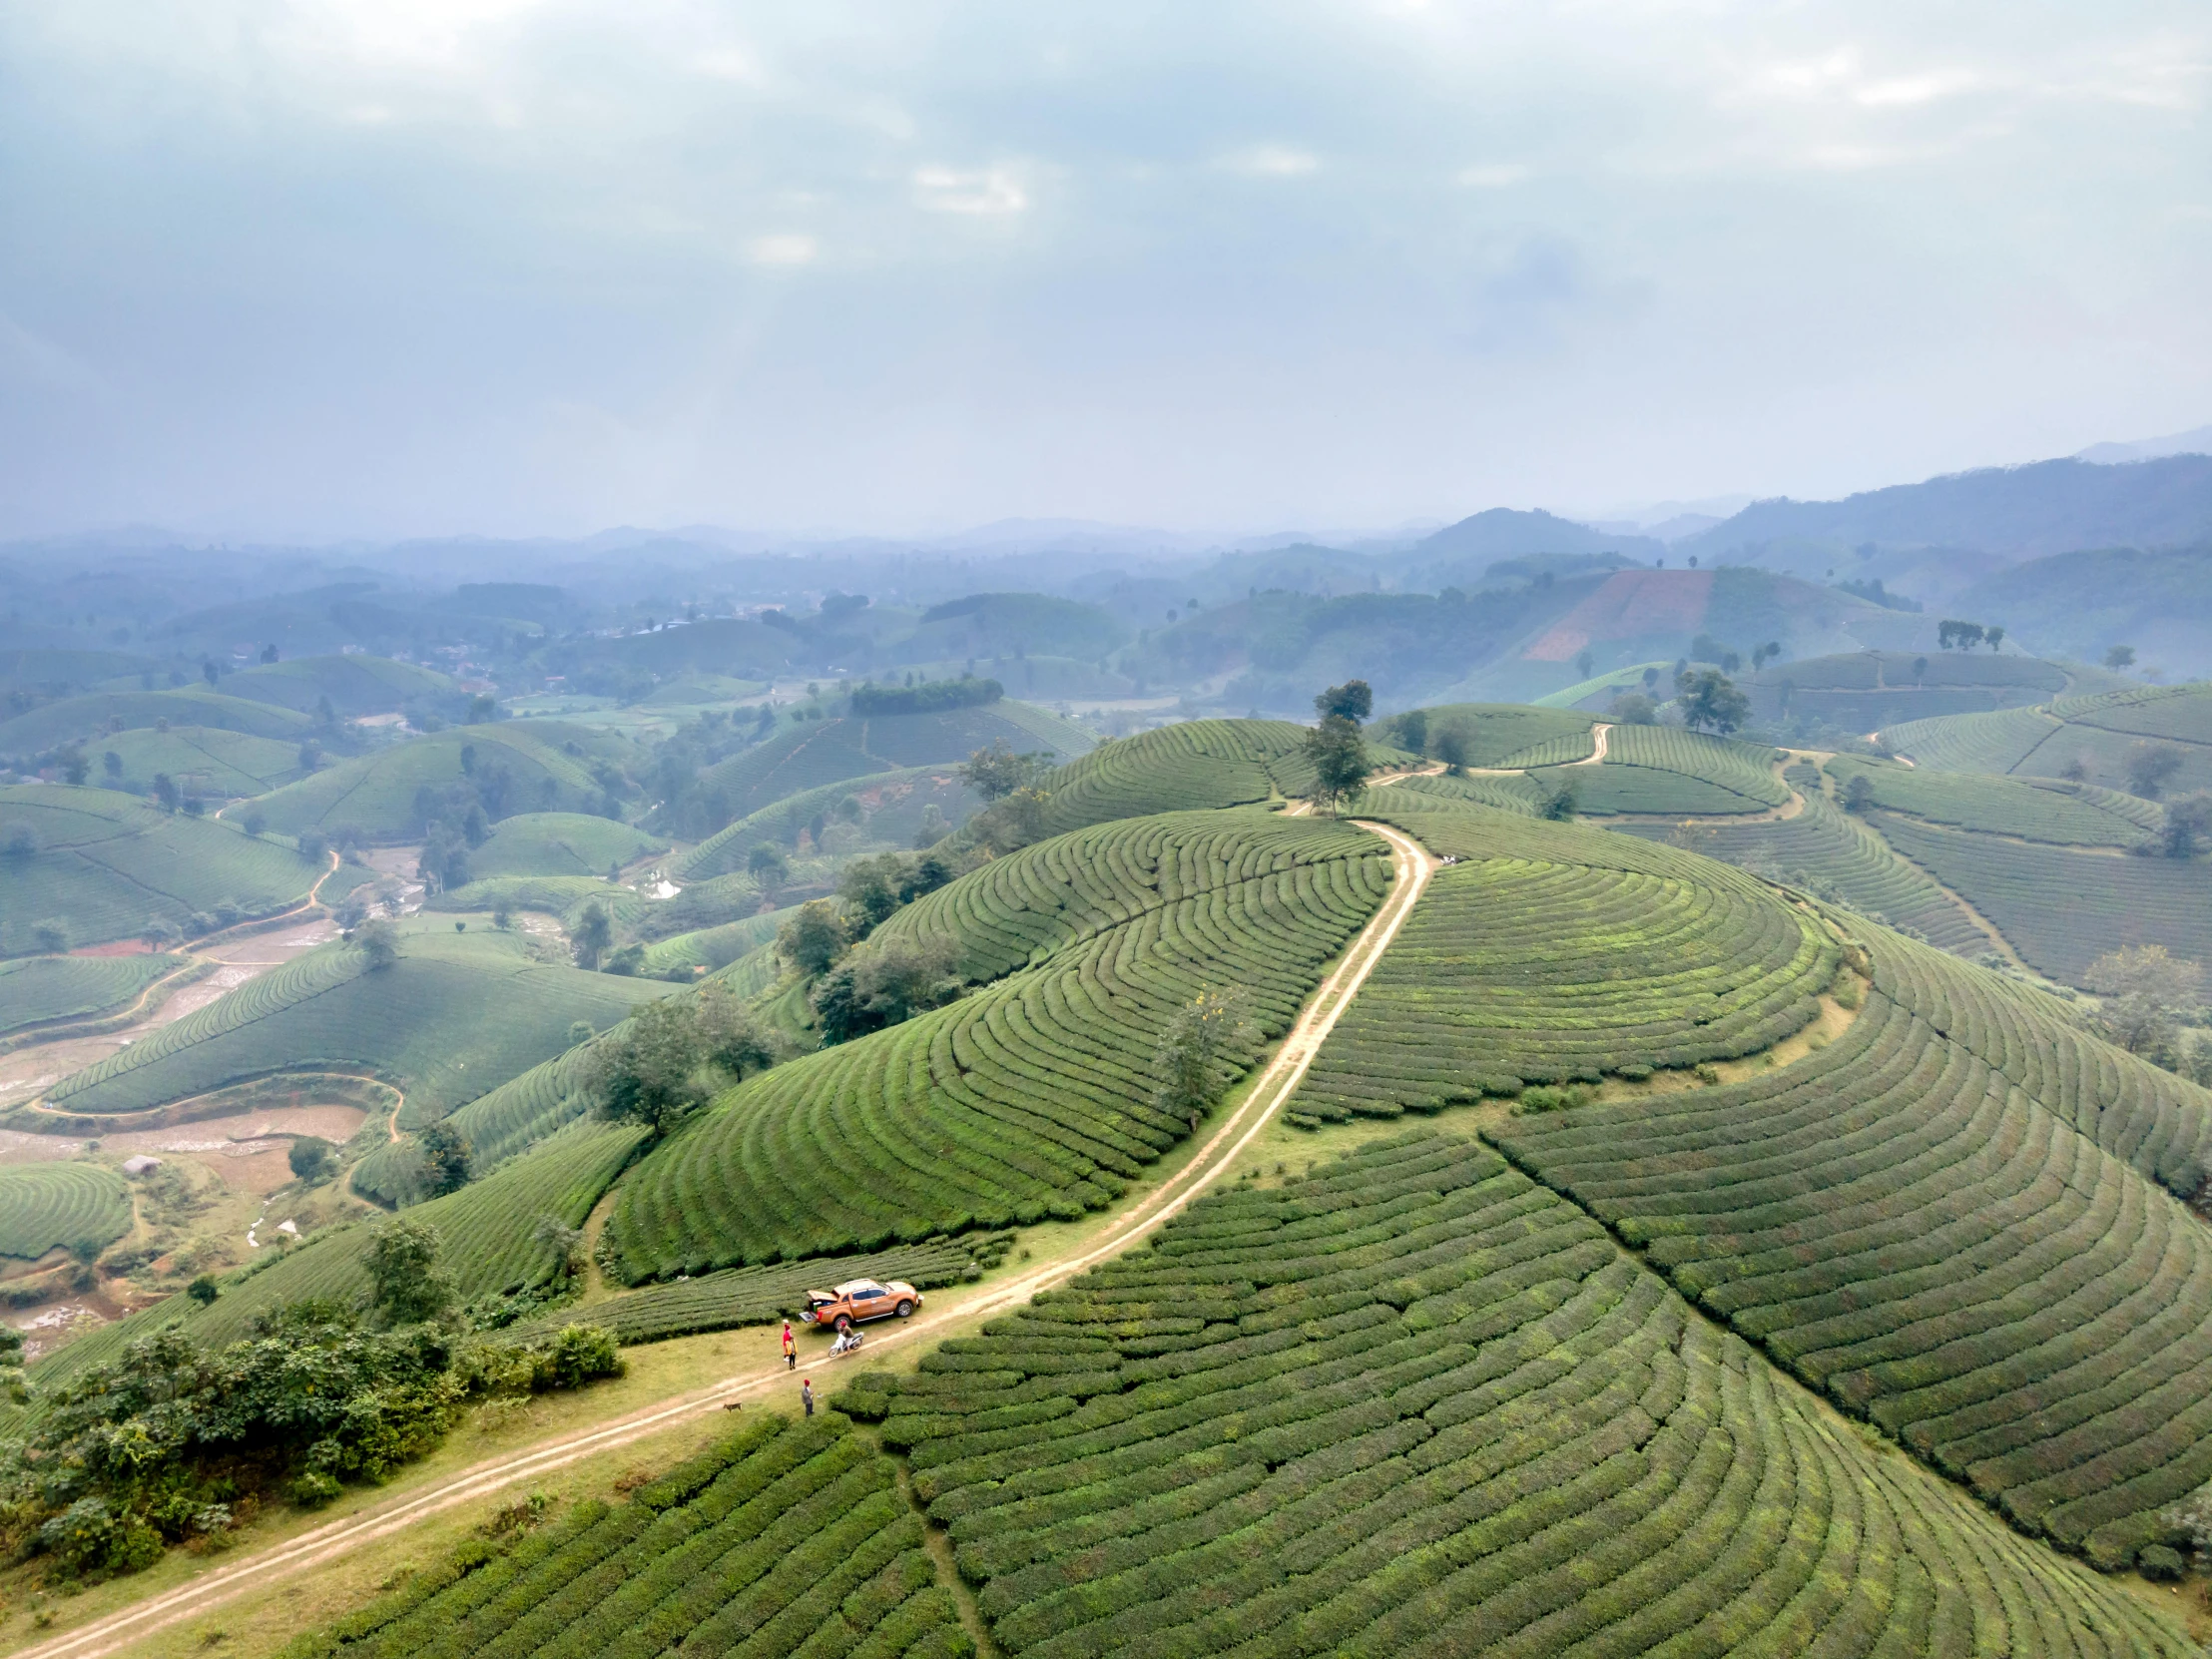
0;1;2207;542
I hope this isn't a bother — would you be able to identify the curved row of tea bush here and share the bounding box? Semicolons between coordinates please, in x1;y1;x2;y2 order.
43;932;672;1122
1033;721;1321;832
1530;724;1791;818
1873;814;2212;987
281;1415;970;1659
1364;771;1545;817
0;1163;133;1260
1292;812;1839;1123
874;810;1385;984
1495;935;2212;1568
1620;792;1989;953
838;1133;2180;1657
0;951;184;1038
603;817;1392;1280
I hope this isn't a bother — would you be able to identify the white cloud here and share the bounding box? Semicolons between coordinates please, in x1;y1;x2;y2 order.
748;234;818;267
913;166;1027;215
1458;163;1531;188
1222;145;1320;177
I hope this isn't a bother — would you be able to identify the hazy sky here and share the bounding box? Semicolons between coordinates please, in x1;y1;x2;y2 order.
1;1;2207;541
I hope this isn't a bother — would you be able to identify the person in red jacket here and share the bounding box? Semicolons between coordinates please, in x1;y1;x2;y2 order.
782;1320;796;1370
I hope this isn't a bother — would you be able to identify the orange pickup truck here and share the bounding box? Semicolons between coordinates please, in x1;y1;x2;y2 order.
800;1279;923;1333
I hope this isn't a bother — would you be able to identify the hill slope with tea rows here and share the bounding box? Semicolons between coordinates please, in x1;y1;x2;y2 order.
1291;809;1840;1125
842;1133;2183;1657
602;811;1392;1280
1885;681;2212;794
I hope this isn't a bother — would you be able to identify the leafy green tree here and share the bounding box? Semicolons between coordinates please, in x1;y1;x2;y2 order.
837;853;904;931
187;1275;219;1307
1432;728;1468;776
287;1136;336;1183
586;984;776;1139
2085;944;2204;1064
777;898;848;976
152;772;179;813
1303;715;1371;817
1390;709;1428;754
2105;645;2136;671
352;918;399;970
1984;624;2005;652
959;739;1056;803
2162;794;2212;860
202;659;220;688
1539;779;1577;821
1674;669;1751;736
1314;681;1373;724
1936;619;1984;651
364;1217;455;1327
813;938;959;1045
102;750;123;780
2126;744;2185;801
746;841;789;894
1610;692;1657;725
32;920;68;954
415;1123;472;1197
1151;987;1254;1130
1843;775;1876;814
571;900;612;969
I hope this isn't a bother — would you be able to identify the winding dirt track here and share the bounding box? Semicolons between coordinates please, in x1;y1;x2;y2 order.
18;821;1437;1659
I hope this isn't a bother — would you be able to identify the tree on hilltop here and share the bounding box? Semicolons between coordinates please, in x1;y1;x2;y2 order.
1674;669;1750;736
1151;987;1255;1132
1314;681;1373;724
1303;715;1370;816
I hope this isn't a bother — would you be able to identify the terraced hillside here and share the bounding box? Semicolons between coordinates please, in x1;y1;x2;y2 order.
1035;721;1322;831
0;784;320;955
603;811;1392;1279
1750;649;2108;732
1645;795;1989;951
282;1415;970;1659
677;766;980;881
251;722;630;839
93;724;306;798
468;812;668;879
1874;813;2212;983
0;950;185;1039
1367;770;1546;817
1494;921;2212;1568
0;686;313;754
35;929;673;1124
0;1163;132;1260
845;1133;2183;1656
1291;811;1840;1124
1530;725;1791;816
1406;702;1598;766
695;701;1092;830
1887;681;2212;795
1827;755;2155;845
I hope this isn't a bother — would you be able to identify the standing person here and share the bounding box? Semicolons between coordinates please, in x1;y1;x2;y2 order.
801;1379;814;1418
782;1321;796;1370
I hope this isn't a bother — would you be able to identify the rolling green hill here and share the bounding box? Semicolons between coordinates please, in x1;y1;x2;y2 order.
1291;811;1840;1122
0;951;186;1039
602;811;1392;1279
0;647;163;698
1826;755;2156;845
1531;725;1790;817
1885;681;2212;795
1749;650;2117;734
0;1163;133;1260
676;767;980;881
467;812;668;879
219;652;460;717
0;785;321;956
91;725;305;798
36;929;674;1124
1034;720;1322;831
250;722;628;839
901;591;1130;663
0;687;312;755
692;701;1093;832
847;1132;2184;1655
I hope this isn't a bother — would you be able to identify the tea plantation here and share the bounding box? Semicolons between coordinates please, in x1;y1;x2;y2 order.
1291;811;1840;1123
1887;682;2212;795
468;813;669;879
0;950;184;1038
1826;756;2155;845
0;687;312;754
250;723;628;839
93;724;307;798
1873;814;2212;984
1619;792;1990;952
0;1163;133;1260
38;930;673;1123
281;1416;971;1659
1527;725;1791;817
677;768;979;882
841;1133;2181;1656
602;812;1392;1279
1495;924;2212;1568
0;784;320;954
219;652;459;717
1032;721;1326;831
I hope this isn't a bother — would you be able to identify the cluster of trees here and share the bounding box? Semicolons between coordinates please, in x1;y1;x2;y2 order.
774;845;970;1045
585;982;780;1138
2086;945;2211;1086
0;1220;621;1581
847;675;1003;716
1674;668;1751;735
1936;619;2005;651
959;739;1058;853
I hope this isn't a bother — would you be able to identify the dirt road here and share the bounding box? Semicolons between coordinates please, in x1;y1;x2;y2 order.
17;819;1437;1659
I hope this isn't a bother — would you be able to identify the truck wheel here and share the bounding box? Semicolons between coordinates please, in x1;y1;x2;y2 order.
834;1315;852;1333
895;1300;914;1319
